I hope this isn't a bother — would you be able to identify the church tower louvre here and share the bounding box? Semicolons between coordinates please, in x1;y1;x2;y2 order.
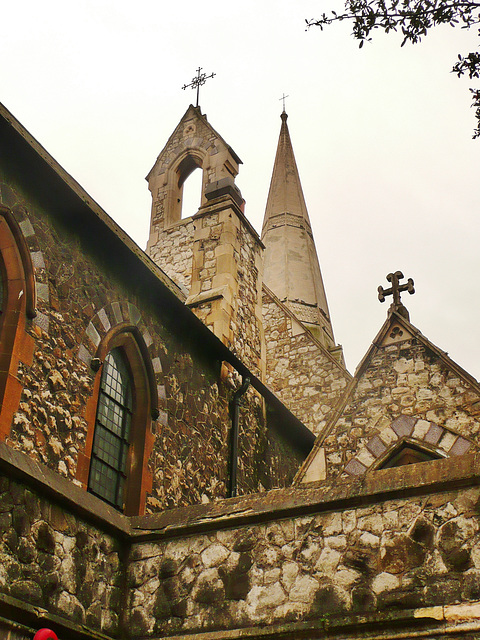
262;110;340;356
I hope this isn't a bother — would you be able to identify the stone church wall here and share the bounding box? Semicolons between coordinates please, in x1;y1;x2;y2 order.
0;178;298;512
0;474;122;636
126;456;480;638
265;422;306;489
146;217;194;292
230;221;264;377
4;442;480;640
322;336;480;481
263;291;350;437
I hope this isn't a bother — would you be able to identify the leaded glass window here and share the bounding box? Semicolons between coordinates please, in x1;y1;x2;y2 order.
88;349;133;509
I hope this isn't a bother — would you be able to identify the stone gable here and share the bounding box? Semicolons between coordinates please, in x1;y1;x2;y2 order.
298;312;480;483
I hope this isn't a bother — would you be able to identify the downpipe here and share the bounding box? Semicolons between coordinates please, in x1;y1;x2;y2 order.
228;376;250;498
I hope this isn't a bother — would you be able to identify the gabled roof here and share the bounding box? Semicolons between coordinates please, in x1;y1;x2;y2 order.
295;309;480;484
146;104;242;181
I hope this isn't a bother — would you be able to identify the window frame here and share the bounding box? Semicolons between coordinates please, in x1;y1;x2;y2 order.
88;348;134;509
80;326;153;515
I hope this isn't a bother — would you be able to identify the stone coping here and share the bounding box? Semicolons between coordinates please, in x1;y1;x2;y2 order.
0;442;130;538
129;451;480;539
3;442;479;543
0;592;112;640
139;602;480;640
5;588;480;640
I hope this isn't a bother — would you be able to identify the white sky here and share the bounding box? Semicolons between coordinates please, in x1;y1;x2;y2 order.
2;0;479;378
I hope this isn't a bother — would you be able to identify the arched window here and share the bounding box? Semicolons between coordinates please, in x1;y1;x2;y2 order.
88;348;133;509
180;165;203;219
379;442;441;469
80;326;156;515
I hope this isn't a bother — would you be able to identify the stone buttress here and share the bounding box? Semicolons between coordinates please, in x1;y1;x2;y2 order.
146;105;264;378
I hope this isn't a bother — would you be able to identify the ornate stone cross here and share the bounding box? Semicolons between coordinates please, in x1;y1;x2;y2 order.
182;67;216;107
378;271;415;319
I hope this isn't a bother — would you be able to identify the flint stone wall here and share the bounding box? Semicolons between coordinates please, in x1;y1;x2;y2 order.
4;446;480;640
146;218;194;292
0;475;122;636
0;180;299;512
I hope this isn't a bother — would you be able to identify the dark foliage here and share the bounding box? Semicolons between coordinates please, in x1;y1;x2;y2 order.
307;0;480;137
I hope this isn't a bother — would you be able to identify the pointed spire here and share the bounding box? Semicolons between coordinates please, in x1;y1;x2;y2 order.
262;111;337;350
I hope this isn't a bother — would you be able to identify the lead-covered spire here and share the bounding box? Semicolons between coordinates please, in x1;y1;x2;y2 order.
261;111;336;349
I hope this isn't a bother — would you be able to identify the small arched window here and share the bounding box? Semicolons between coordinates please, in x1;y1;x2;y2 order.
179;165;203;219
379;443;441;469
88;348;133;509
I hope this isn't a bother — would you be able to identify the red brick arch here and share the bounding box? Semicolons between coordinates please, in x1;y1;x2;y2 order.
76;304;167;515
0;205;36;439
343;414;476;478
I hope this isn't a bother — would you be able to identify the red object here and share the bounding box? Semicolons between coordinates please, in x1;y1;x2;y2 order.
33;630;58;640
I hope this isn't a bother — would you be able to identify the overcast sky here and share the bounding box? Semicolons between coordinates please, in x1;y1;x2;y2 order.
2;0;479;377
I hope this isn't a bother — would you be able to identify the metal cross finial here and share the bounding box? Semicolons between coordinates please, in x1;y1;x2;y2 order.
182;67;216;108
378;271;415;319
279;93;289;113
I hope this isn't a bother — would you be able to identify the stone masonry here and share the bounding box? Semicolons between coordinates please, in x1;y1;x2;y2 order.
0;178;298;512
5;444;480;640
263;287;349;436
298;313;480;484
128;476;480;637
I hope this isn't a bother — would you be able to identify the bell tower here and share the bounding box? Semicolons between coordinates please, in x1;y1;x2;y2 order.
146;106;265;378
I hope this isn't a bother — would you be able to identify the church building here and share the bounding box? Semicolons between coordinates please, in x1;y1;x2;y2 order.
1;99;480;640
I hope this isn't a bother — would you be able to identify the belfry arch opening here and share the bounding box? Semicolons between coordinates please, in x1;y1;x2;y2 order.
177;155;204;220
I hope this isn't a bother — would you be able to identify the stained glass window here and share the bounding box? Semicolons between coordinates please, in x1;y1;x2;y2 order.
88;349;133;509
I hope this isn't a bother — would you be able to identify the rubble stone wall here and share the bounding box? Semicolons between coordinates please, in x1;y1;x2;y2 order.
263;291;350;436
265;421;306;490
4;446;480;640
0;475;123;636
127;474;480;637
0;180;293;512
322;337;480;480
146;217;194;292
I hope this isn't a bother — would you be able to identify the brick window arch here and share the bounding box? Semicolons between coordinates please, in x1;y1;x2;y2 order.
80;326;155;515
0;206;35;439
0;252;5;313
